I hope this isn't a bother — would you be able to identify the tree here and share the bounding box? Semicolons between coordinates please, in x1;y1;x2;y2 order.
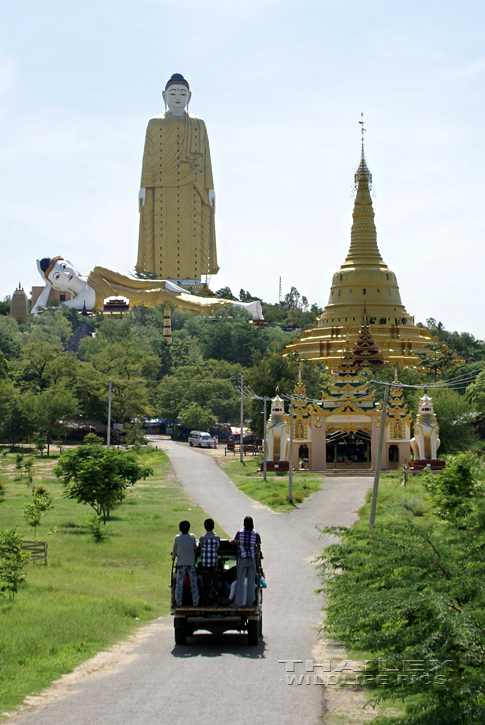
239;289;259;302
415;341;464;381
30;389;79;455
424;319;485;364
245;349;331;438
215;286;237;300
23;458;35;486
156;360;242;423
317;454;485;724
466;369;485;417
421;452;480;521
54;441;153;523
22;485;52;541
0;316;21;360
179;402;217;431
121;421;148;451
78;340;156;423
0;296;11;316
0;529;29;601
425;388;477;453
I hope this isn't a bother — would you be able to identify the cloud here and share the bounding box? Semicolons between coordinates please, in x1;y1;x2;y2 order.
451;57;485;80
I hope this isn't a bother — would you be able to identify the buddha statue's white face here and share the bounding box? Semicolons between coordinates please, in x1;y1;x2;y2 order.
47;259;81;292
162;84;191;112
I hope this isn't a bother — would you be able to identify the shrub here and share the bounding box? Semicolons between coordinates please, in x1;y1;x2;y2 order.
0;529;29;601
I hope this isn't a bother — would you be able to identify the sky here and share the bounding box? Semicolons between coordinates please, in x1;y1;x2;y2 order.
1;0;484;337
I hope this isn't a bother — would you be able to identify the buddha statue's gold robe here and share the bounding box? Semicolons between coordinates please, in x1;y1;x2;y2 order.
136;111;219;281
87;267;227;313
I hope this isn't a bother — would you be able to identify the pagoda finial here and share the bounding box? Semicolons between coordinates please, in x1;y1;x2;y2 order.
355;113;372;188
359;111;366;155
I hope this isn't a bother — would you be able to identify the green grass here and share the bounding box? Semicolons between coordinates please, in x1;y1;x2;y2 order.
219;456;323;511
357;470;433;530
0;447;222;718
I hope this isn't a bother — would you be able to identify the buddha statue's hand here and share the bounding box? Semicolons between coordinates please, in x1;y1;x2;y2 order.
208;189;215;213
139;188;146;212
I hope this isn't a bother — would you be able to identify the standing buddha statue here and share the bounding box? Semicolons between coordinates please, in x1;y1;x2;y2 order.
136;73;219;285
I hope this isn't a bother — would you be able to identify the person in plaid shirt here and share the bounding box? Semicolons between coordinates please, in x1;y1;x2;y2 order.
232;516;261;608
199;518;220;604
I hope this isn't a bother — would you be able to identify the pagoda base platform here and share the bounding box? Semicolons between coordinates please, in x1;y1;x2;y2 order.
258;460;289;472
408;459;446;473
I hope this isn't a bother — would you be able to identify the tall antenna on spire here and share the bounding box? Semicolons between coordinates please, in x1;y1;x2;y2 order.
355;111;372;190
359;111;366;157
278;276;282;304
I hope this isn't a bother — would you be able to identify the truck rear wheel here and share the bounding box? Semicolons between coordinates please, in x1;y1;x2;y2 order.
247;620;259;646
174;618;187;645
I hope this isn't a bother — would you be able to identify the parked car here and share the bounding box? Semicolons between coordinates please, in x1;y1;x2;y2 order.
188;431;215;448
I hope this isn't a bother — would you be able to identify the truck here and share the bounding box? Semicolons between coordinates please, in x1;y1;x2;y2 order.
171;539;263;646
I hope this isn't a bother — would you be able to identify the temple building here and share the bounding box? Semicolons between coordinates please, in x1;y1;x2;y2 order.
287;348;412;472
285;145;432;367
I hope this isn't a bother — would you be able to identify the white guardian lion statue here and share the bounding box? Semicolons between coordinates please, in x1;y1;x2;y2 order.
265;389;289;462
410;390;441;461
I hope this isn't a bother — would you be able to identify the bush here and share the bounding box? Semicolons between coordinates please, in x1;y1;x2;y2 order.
86;513;111;542
0;529;29;601
317;454;485;723
22;486;53;540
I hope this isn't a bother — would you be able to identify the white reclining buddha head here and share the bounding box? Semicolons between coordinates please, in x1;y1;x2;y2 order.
37;257;84;293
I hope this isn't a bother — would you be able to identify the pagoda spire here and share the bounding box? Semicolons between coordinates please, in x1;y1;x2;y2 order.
283;118;433;369
341;121;386;270
352;305;384;368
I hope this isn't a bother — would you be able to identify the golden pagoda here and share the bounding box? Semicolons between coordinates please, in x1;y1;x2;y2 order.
285;141;432;367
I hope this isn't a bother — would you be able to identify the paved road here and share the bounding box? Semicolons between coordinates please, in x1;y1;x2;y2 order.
11;439;372;725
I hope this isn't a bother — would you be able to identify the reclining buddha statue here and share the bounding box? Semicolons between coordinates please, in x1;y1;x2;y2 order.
32;256;264;322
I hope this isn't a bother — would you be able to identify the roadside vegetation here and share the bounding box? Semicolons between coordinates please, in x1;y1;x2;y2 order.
317;453;485;725
0;446;222;717
220;456;323;511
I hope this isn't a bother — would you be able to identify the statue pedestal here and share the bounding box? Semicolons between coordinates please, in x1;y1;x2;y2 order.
408;459;446;473
259;460;289;473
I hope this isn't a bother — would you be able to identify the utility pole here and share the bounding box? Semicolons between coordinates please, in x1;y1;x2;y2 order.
263;397;268;482
240;375;244;463
369;383;390;529
107;378;112;447
288;396;294;502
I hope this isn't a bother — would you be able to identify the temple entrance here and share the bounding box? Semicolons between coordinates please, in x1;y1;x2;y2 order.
388;444;399;470
326;430;371;469
298;444;309;469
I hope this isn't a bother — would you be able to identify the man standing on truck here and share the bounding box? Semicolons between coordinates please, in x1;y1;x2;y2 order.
232;516;261;609
172;520;199;607
199;518;220;604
